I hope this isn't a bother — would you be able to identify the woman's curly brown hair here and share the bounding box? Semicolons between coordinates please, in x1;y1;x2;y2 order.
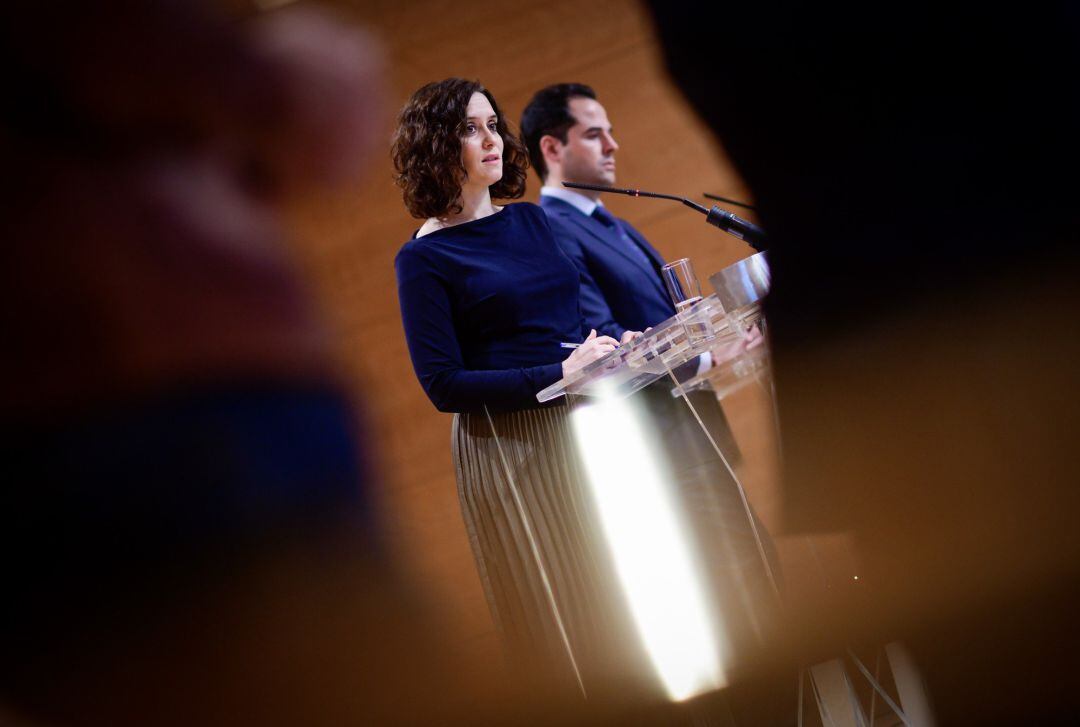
391;78;529;219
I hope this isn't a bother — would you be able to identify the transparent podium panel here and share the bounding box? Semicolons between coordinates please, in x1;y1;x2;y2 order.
536;295;767;405
462;253;932;724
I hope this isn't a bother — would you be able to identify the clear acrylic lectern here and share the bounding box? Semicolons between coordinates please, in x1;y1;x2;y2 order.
465;252;929;725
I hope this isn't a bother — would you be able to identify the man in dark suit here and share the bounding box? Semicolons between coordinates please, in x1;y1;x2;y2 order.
521;84;673;344
521;83;744;447
522;84;794;726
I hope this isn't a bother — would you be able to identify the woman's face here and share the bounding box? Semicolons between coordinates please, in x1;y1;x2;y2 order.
459;91;504;191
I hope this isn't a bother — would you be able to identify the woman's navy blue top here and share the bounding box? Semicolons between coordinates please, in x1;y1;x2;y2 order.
395;202;587;413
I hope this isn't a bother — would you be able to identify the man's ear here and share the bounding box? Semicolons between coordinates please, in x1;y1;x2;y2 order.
539;134;563;168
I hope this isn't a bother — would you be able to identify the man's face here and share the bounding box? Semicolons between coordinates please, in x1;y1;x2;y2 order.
558;97;619;186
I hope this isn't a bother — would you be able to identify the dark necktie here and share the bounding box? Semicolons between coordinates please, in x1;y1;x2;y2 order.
591;206;653;269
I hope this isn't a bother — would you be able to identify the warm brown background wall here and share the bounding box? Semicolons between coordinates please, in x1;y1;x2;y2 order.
281;0;761;666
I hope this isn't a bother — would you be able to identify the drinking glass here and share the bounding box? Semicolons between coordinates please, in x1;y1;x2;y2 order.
661;258;713;344
661;258;701;311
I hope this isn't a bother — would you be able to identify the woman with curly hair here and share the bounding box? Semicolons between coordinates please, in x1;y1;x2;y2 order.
392;79;637;696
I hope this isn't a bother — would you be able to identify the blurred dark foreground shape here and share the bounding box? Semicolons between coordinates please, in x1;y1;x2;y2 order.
0;2;663;724
645;1;1080;723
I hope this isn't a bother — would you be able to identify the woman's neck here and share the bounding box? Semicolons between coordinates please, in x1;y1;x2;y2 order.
417;185;501;238
441;186;498;223
450;184;497;222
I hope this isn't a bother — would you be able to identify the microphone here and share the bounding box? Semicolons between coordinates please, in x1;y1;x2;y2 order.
562;182;767;251
704;207;769;250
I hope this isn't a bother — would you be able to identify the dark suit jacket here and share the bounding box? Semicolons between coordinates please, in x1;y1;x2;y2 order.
540;195;674;340
540;192;746;456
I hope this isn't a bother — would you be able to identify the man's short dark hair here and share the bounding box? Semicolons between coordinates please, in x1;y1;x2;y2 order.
520;83;596;181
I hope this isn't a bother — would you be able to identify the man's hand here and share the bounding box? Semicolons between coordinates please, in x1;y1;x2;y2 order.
710;324;765;365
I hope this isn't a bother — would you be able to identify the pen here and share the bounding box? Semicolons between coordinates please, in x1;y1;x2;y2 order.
562;341;622;349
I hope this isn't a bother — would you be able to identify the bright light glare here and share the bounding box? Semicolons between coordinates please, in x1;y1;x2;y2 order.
571;395;726;701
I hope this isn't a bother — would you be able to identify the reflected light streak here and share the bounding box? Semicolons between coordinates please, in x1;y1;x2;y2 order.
571;391;726;701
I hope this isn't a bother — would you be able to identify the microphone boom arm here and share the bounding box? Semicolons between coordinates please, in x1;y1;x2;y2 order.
562;181;767;251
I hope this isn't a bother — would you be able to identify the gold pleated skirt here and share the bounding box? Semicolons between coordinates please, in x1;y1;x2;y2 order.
452;395;786;716
452;404;649;697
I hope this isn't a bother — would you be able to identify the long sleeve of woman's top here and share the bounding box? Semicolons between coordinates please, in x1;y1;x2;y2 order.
395;243;564;413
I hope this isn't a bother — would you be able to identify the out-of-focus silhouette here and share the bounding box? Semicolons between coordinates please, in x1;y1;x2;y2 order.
645;1;1080;723
0;3;538;725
